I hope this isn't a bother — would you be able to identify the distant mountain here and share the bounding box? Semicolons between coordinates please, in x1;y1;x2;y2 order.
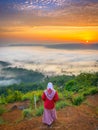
0;64;44;86
0;43;98;50
0;61;11;66
44;43;98;50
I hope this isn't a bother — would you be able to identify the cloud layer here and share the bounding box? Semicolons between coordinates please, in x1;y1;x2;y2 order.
0;0;98;27
0;0;98;43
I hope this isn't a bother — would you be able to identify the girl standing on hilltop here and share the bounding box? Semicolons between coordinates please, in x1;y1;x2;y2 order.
42;82;59;126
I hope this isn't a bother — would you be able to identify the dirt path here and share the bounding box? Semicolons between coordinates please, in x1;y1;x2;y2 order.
0;94;98;130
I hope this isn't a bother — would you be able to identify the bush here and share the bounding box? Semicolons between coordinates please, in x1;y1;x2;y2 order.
64;90;74;100
22;90;42;102
58;92;64;100
0;96;7;104
65;80;78;92
56;101;70;110
35;106;44;116
72;95;85;106
6;90;22;103
0;105;5;115
0;117;5;124
22;108;33;118
82;87;98;96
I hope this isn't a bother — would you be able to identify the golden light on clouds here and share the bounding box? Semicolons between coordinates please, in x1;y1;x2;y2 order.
0;0;98;44
0;26;98;43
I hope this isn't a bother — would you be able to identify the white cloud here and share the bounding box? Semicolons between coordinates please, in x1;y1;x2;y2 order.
0;0;98;26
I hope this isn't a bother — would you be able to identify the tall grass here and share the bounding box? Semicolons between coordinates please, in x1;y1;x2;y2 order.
56;101;71;110
22;108;33;118
82;87;98;96
0;96;7;104
0;105;5;115
72;94;85;106
35;106;44;116
0;117;5;124
64;90;74;100
22;90;42;102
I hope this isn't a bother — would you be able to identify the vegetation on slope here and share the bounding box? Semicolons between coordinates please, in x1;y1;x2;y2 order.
0;72;98;118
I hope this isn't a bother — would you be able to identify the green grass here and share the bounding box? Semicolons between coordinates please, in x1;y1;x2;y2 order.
82;87;98;96
0;117;5;124
22;90;42;101
95;107;98;115
0;96;7;104
63;90;74;99
72;94;85;106
0;72;98;120
35;106;44;116
0;105;5;115
56;100;71;110
22;108;33;118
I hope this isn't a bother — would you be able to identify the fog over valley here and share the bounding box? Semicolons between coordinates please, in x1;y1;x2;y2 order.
0;44;98;86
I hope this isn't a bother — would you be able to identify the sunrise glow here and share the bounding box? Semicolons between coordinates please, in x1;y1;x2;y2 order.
0;0;98;44
0;26;98;44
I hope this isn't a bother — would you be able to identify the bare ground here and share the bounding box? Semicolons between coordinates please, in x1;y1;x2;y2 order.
0;94;98;130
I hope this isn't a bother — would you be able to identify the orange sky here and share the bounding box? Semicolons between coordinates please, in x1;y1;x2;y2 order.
0;0;98;44
0;26;98;44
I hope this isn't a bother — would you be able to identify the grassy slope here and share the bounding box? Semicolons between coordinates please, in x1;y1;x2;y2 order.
0;72;98;129
0;94;98;130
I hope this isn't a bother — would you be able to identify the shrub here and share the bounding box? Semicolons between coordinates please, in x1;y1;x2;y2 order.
64;90;74;100
6;90;22;103
22;108;33;118
0;96;7;104
35;106;44;116
72;95;85;106
0;105;5;115
22;90;42;102
82;87;98;96
56;101;70;110
65;80;78;92
35;90;43;101
58;92;64;100
0;117;5;124
76;72;98;87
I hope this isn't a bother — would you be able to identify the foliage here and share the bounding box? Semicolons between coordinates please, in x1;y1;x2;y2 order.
0;117;5;124
65;72;98;92
65;80;78;91
44;75;74;87
0;74;74;95
0;61;11;66
58;91;64;100
72;94;85;105
0;105;5;115
82;87;98;96
0;82;43;95
3;67;44;83
22;92;34;101
35;106;44;116
22;108;33;118
6;90;23;103
0;72;98;117
63;90;74;100
0;95;7;104
75;72;98;87
22;90;42;101
56;100;71;110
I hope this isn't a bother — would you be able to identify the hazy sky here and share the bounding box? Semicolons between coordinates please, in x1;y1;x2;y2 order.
0;0;98;44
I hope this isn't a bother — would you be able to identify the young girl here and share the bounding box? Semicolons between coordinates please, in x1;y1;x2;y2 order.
42;82;59;126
